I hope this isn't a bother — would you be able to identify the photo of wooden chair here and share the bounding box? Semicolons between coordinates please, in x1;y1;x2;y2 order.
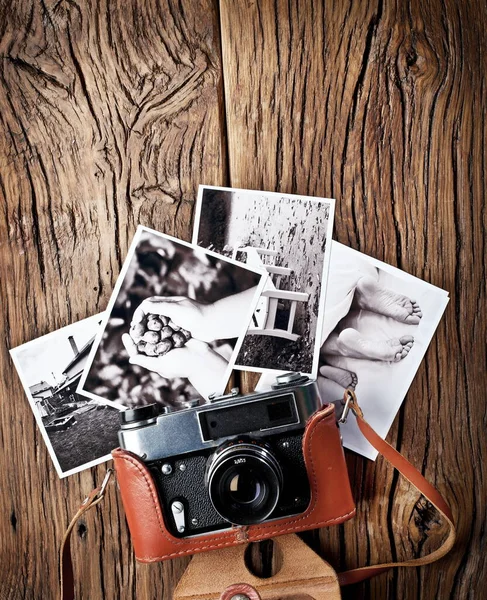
232;246;309;342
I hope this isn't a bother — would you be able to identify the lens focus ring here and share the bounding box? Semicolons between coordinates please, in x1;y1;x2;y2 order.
206;441;283;526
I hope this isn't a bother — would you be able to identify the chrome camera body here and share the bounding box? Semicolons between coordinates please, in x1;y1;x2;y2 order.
118;373;321;538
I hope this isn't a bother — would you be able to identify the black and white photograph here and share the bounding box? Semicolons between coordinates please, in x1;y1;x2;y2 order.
192;185;335;375
78;226;266;410
258;241;450;460
10;314;121;477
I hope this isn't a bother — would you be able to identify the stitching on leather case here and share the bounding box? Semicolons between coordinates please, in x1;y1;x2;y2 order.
119;455;168;537
116;409;323;542
116;454;239;547
115;408;354;559
250;408;324;532
136;507;357;561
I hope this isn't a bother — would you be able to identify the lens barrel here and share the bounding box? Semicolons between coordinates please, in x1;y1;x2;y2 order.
206;441;283;526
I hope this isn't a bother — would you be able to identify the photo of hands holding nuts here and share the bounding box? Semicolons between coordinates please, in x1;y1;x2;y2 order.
129;313;192;356
81;230;263;410
121;290;260;400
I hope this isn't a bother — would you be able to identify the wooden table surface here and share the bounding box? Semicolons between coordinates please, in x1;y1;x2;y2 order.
0;1;485;599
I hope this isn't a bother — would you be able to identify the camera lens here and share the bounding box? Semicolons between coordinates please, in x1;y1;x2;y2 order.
206;441;283;526
229;473;261;504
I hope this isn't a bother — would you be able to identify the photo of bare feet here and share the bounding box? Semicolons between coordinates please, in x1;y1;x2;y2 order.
324;329;415;363
320;271;423;368
257;241;449;461
355;276;423;324
318;272;421;394
319;365;357;389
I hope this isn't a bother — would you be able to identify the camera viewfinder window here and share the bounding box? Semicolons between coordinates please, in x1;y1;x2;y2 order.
267;399;293;422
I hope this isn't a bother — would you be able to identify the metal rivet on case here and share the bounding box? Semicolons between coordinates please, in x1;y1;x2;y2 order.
177;525;185;533
161;463;172;475
191;518;198;526
179;463;186;472
281;441;289;448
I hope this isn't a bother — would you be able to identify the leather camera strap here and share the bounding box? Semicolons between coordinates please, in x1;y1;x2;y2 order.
337;389;455;585
60;470;113;600
59;390;455;599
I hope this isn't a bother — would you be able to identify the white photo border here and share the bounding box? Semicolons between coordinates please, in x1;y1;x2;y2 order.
329;242;449;459
331;242;449;298
77;225;268;405
257;241;450;460
9;313;120;478
192;184;336;378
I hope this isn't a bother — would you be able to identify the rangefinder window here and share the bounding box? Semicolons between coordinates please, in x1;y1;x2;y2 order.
267;399;293;422
199;393;298;441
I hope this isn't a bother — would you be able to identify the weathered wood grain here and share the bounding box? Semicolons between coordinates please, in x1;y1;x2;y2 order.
220;0;486;599
0;0;485;599
0;0;225;598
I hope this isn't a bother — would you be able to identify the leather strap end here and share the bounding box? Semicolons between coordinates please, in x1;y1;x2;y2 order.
59;470;114;600
338;390;456;586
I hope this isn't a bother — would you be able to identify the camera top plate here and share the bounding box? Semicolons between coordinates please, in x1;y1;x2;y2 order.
118;377;321;462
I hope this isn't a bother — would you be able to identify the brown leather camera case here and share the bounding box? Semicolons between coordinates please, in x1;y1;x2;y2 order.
112;403;356;563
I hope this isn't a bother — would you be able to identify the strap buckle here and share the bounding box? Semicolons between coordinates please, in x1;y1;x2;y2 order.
95;468;114;501
338;390;355;424
81;468;114;507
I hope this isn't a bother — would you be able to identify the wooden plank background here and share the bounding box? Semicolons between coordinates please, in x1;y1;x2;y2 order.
0;0;485;598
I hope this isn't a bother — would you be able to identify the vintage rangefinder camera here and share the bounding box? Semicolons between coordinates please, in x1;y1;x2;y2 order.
118;373;322;538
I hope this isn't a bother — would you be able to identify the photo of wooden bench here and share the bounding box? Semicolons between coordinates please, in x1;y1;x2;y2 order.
232;246;309;342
